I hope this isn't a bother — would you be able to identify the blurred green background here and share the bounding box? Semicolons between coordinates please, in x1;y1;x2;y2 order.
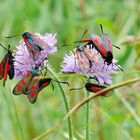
0;0;140;140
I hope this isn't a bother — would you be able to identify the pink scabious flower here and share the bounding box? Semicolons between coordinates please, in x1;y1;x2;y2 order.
14;33;57;80
61;45;121;85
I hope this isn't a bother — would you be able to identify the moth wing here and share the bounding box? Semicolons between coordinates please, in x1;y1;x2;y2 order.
38;78;51;92
13;71;32;95
34;36;48;49
91;37;108;57
83;47;99;64
85;83;114;97
27;78;51;103
27;76;40;104
3;58;11;86
8;65;14;79
7;53;14;80
102;35;113;52
24;35;42;61
0;58;5;79
76;50;90;73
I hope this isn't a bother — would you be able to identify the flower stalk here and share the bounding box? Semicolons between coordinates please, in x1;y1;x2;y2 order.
86;89;90;140
48;66;73;140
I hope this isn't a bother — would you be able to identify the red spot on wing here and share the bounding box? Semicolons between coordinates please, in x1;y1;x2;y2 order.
36;38;40;42
91;86;107;96
21;79;27;86
28;45;33;49
3;60;11;85
43;82;49;87
32;51;38;56
28;92;37;99
0;64;4;79
24;38;28;43
26;71;30;78
17;85;22;93
31;85;38;90
0;60;5;72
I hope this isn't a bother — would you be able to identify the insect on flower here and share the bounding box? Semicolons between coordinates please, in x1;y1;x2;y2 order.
14;32;57;80
0;43;14;86
6;32;57;61
78;25;122;71
74;30;99;73
13;67;69;104
13;68;49;103
22;32;50;61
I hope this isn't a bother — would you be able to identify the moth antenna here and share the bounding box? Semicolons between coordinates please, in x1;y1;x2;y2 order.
74;39;91;44
5;34;22;38
112;63;123;72
99;24;104;35
43;67;48;76
77;29;88;47
8;45;11;51
35;57;48;69
60;43;69;47
0;43;9;51
70;86;85;91
51;82;55;91
101;62;106;72
80;77;86;85
70;78;86;91
112;44;120;49
51;79;69;86
74;41;80;43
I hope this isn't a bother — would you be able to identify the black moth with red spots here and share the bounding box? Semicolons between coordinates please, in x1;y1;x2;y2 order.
13;68;69;104
13;70;51;104
22;32;49;61
0;44;14;86
85;83;114;97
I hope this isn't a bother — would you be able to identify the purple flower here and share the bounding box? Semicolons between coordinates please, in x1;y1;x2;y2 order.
14;33;57;80
61;45;121;85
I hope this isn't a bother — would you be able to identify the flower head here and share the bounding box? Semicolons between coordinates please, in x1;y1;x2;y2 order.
61;45;121;85
14;33;57;80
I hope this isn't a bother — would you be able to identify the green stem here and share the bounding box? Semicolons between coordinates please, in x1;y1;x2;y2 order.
9;88;25;140
48;67;73;140
2;89;19;140
33;77;140;140
86;90;90;140
86;79;90;140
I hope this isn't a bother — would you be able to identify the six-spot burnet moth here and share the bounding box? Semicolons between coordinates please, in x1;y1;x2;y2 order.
70;82;114;97
73;30;99;73
13;68;50;103
0;43;14;86
6;32;50;61
22;32;50;61
13;66;69;104
85;83;114;97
